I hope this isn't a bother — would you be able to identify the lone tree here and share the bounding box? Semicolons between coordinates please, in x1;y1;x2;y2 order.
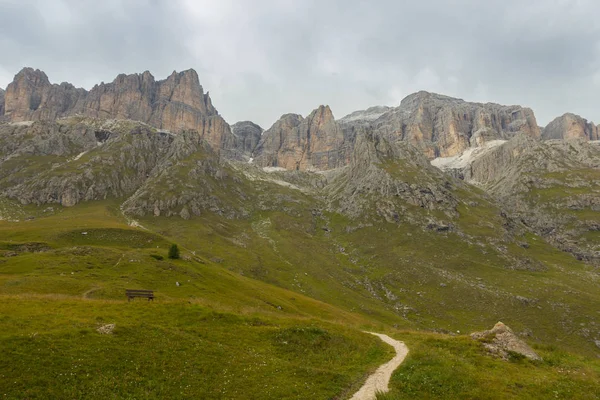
168;244;180;259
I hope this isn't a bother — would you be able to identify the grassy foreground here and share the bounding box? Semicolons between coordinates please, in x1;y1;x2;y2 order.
0;297;391;399
1;200;599;398
0;200;396;399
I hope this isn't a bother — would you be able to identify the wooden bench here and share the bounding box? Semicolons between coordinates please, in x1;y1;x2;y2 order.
126;289;154;302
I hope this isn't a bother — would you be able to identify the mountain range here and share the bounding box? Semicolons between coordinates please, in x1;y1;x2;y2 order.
1;67;599;364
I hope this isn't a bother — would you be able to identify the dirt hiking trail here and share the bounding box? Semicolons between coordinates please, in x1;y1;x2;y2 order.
349;332;409;400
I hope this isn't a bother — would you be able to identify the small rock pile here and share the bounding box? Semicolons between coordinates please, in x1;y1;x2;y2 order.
471;322;541;361
96;324;115;335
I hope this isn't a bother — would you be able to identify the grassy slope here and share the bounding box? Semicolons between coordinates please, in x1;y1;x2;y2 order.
138;161;600;356
1;184;599;397
2;299;391;399
378;331;600;400
0;201;394;399
528;169;600;253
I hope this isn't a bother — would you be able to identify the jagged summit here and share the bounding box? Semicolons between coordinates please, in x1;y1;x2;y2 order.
231;120;263;156
342;91;540;159
1;67;598;172
400;90;466;105
1;67;234;153
253;104;351;171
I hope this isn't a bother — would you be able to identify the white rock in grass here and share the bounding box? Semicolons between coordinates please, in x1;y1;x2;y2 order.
97;324;115;335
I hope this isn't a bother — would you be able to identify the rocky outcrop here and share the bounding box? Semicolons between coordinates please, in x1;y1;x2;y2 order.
253;106;352;171
122;130;248;219
327;130;464;226
2;120;174;207
2;67;237;154
471;322;541;361
542;113;599;141
231;121;263;157
442;135;600;265
0;88;5;116
0;117;283;217
343;91;540;159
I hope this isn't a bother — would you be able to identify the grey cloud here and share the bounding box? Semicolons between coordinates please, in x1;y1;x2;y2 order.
0;0;599;127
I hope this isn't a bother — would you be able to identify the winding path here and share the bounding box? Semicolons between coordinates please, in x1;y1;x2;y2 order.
349;332;409;400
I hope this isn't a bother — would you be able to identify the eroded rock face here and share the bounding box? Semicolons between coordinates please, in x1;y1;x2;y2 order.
1;120;174;207
471;322;541;361
231;121;263;157
0;88;5;116
542;113;599;141
3;68;86;122
443;135;600;265
254;106;352;171
122;130;248;219
2;67;237;154
344;91;540;159
327;130;464;227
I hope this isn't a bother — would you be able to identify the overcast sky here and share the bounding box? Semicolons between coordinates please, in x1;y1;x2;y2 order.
0;0;598;128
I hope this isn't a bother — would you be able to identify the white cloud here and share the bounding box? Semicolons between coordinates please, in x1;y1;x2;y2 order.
593;71;600;86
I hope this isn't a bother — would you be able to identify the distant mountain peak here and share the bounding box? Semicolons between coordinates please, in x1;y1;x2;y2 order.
1;67;236;153
542;113;599;141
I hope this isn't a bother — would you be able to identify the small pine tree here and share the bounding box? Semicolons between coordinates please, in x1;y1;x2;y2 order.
168;244;180;259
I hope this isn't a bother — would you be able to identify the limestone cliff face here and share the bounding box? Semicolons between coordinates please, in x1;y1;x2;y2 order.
231;121;263;156
344;91;540;159
2;67;236;154
254;106;351;171
3;68;86;121
542;113;599;141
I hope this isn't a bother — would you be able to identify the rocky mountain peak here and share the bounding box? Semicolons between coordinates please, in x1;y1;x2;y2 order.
309;104;334;120
400;90;463;108
304;105;337;133
4;67;56;120
13;67;51;86
253;106;351;171
231;121;263;157
355;91;541;159
0;67;236;154
232;120;263;133
542;113;599;141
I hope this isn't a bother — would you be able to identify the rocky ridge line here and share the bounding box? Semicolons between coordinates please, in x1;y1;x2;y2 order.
1;67;238;156
342;91;540;160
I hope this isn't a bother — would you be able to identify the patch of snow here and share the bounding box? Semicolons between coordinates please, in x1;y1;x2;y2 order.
127;219;146;230
263;166;287;173
341;112;387;123
9;121;34;127
248;157;254;164
340;107;391;124
271;180;302;190
431;140;507;170
71;151;87;162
